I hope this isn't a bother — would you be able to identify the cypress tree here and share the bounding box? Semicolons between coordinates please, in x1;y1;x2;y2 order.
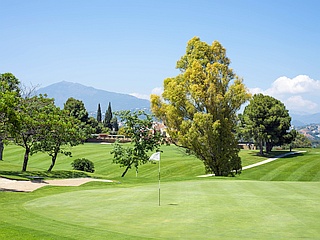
97;103;102;122
104;102;113;129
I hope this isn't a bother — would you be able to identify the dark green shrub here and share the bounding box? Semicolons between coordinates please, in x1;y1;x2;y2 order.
71;158;95;173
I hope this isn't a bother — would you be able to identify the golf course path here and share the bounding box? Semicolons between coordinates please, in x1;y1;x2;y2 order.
198;150;306;177
0;177;113;192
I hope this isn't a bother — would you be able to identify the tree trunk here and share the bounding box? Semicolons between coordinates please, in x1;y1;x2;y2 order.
0;139;4;161
259;140;264;155
22;147;30;172
266;141;273;153
121;166;131;177
48;155;57;172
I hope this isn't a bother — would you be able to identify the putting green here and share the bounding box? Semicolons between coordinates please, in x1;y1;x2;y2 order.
24;180;320;239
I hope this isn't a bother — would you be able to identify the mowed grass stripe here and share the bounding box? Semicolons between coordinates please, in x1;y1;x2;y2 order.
260;157;304;181
287;156;320;181
2;144;320;182
238;150;320;181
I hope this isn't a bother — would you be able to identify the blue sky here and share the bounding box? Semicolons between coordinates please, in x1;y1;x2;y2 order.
1;0;320;114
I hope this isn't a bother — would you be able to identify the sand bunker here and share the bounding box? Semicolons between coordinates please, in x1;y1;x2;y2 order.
0;177;113;192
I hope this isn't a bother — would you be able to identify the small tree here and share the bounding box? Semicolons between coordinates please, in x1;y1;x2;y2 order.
71;158;95;173
291;132;312;148
111;110;163;177
111;116;119;132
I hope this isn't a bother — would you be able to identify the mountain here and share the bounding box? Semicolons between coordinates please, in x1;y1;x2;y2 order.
291;112;320;127
36;81;150;112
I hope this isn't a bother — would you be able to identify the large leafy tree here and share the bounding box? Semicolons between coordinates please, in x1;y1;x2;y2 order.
111;110;163;177
34;107;88;171
64;97;89;123
0;72;21;95
64;97;93;134
241;93;291;155
151;37;250;176
0;73;21;160
12;95;56;171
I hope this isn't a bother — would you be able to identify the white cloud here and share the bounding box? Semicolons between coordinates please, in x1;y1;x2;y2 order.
130;87;163;100
130;93;150;100
285;95;318;112
266;75;320;95
151;87;163;95
248;75;320;114
249;87;264;95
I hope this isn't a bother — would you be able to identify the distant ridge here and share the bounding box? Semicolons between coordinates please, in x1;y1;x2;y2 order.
36;81;150;112
290;112;320;126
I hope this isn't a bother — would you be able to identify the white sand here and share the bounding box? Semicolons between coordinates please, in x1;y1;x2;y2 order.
0;177;113;192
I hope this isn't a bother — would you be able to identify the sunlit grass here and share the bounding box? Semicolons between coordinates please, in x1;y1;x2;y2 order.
1;144;320;239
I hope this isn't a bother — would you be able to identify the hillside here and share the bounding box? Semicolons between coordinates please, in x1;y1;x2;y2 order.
36;81;150;112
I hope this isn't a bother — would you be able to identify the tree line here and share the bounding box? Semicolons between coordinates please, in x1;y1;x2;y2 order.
0;73;120;172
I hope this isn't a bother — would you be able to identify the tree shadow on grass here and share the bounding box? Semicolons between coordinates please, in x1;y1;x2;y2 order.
281;152;304;158
247;150;305;159
0;170;90;181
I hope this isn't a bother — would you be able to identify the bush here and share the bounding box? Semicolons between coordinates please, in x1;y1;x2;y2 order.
71;158;95;173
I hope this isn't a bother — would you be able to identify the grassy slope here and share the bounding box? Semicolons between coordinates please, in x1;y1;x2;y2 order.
1;144;320;239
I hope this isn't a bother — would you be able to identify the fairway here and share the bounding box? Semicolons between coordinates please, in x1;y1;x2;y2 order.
21;180;320;239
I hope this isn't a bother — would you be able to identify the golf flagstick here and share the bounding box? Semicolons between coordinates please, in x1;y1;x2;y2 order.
149;152;161;206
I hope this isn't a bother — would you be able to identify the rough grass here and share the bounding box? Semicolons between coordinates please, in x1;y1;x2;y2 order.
1;144;320;239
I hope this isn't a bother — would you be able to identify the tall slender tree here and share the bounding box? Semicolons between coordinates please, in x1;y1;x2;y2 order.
151;37;250;176
97;103;102;122
104;102;113;130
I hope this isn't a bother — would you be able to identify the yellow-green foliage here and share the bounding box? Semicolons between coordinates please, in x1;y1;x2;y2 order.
151;37;251;176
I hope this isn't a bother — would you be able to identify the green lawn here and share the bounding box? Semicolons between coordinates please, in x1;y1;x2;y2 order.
1;144;320;239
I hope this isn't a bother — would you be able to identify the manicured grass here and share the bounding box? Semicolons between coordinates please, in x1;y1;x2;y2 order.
1;180;320;239
1;144;320;239
238;149;320;181
0;143;206;181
